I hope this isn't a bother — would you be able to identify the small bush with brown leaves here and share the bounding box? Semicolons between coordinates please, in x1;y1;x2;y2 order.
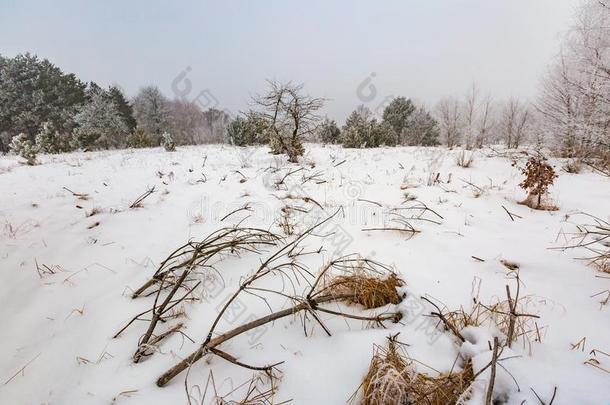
519;154;557;210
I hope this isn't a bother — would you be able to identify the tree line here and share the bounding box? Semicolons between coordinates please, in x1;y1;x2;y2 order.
1;0;608;165
0;53;230;154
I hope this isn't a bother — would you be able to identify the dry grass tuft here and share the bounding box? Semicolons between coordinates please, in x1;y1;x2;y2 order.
408;361;474;405
86;207;103;217
444;305;488;331
357;338;474;405
327;272;404;309
456;151;475;168
500;259;520;271
486;296;543;347
361;340;412;405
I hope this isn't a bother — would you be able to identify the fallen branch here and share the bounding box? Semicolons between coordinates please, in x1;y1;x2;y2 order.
157;293;349;386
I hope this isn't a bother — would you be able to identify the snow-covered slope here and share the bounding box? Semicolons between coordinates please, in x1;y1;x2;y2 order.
0;145;608;404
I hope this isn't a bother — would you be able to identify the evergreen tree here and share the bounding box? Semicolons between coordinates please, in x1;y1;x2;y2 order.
402;106;440;146
318;118;341;144
108;85;137;132
35;121;71;153
9;133;38;165
227;112;269;146
341;106;396;148
0;53;86;150
85;81;104;100
382;96;415;143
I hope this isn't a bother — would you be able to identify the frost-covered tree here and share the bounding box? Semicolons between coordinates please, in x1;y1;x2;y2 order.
108;85;137;133
0;53;86;151
318;118;341;144
402;106;440;146
202;108;231;144
168;99;204;145
434;84;496;148
436;97;462;147
381;97;415;144
538;0;610;158
132;86;171;145
342;106;373;148
500;98;531;149
227;112;269;146
253;80;323;162
342;106;397;148
72;92;128;149
9;133;38;165
475;95;494;148
35;122;71;153
162;132;176;151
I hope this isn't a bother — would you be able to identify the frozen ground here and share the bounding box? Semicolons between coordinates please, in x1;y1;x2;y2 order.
0;144;608;404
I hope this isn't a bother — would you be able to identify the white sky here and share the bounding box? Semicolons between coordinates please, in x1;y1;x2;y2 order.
0;0;580;120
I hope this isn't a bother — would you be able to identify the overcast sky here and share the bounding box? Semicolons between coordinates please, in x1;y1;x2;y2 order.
1;0;579;120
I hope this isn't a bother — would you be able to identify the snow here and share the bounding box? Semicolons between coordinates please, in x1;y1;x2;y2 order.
0;144;609;404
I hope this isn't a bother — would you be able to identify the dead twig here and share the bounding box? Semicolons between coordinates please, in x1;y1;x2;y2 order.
129;186;156;208
485;337;500;405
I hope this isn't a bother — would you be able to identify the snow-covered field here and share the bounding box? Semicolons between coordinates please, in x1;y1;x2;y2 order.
0;144;608;404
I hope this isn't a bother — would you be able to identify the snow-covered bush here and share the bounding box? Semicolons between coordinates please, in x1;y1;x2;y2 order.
162;132;176;151
35;122;71;154
9;133;38;165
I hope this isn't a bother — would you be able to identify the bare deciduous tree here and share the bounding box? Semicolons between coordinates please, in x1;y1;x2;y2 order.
253;80;324;163
475;94;494;148
463;83;478;149
436;97;462;148
501;98;531;149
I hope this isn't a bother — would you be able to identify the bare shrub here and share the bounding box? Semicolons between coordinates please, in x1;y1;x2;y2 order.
562;214;610;274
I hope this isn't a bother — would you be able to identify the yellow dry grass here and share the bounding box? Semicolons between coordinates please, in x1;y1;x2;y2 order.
358;339;475;405
361;341;412;405
327;272;404;309
408;361;474;405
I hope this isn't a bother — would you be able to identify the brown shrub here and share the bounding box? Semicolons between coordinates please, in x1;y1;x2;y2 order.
518;154;558;210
